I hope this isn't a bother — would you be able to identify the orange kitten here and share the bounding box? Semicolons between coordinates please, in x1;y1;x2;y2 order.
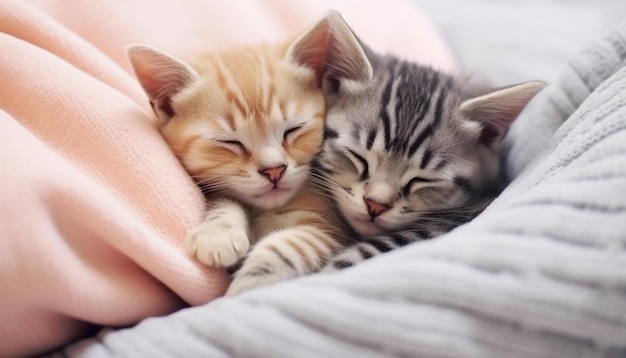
127;13;364;295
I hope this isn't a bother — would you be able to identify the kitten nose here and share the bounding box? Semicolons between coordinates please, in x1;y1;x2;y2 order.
259;165;287;184
364;198;391;218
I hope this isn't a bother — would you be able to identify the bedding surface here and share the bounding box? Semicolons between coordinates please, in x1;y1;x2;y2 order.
55;14;626;358
418;0;626;85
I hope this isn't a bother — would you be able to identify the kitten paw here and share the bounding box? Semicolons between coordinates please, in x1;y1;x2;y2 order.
186;218;250;268
225;248;293;296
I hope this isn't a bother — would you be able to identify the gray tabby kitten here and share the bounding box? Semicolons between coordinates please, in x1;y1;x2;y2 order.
314;12;545;270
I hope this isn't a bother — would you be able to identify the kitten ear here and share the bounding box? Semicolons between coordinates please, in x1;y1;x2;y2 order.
286;10;373;82
460;81;546;146
127;44;199;120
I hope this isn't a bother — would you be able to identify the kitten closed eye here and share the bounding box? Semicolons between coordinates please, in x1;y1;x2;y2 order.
403;177;440;196
347;150;369;180
217;140;246;151
283;126;303;142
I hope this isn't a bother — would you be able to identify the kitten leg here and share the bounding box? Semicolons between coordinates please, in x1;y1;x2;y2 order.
186;199;250;268
226;225;338;296
321;242;380;273
322;231;425;273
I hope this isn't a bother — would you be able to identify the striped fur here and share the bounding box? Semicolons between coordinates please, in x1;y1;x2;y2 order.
127;13;361;295
313;18;545;271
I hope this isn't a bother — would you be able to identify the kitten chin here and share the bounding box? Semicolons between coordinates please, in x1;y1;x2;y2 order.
338;203;406;237
347;218;387;237
223;162;310;210
243;186;297;210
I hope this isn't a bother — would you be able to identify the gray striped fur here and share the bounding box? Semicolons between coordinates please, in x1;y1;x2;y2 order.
312;20;544;270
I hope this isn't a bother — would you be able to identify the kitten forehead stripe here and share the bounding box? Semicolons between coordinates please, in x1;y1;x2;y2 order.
415;71;439;122
379;67;395;150
420;149;432;169
392;63;408;153
264;59;277;118
407;85;447;157
394;63;427;153
366;128;376;150
222;111;236;131
213;57;249;118
433;83;447;128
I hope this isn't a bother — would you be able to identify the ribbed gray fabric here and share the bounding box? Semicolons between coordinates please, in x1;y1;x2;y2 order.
505;19;626;180
55;17;626;358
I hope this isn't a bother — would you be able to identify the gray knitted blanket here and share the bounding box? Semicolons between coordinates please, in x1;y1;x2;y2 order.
58;19;626;358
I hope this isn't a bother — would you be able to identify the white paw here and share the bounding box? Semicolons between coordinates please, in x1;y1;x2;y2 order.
186;217;250;268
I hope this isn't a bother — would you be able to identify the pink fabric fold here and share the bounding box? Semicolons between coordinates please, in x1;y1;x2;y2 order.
0;0;457;355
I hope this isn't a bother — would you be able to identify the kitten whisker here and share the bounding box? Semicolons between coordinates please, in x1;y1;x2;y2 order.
438;135;481;151
439;153;478;167
308;172;344;190
309;177;342;191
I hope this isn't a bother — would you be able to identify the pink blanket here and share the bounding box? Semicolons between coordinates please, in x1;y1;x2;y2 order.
0;0;457;355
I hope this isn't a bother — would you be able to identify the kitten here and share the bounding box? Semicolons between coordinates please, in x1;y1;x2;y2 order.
126;13;367;295
312;13;545;270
